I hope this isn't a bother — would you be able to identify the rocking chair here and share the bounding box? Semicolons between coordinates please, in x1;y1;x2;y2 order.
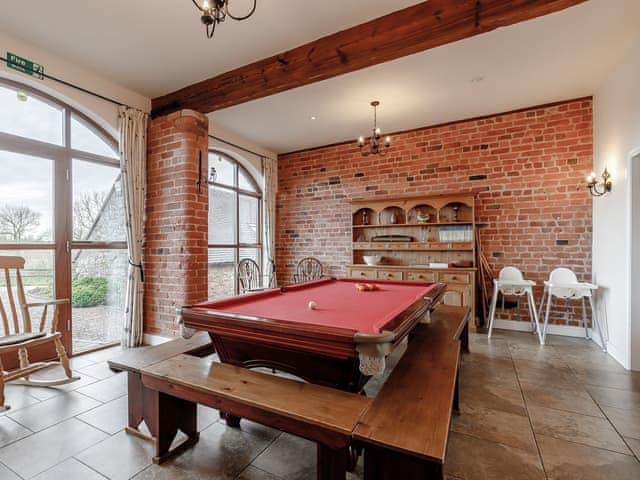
0;256;79;411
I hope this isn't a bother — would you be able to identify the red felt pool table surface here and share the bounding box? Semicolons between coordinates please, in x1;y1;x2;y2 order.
191;278;441;334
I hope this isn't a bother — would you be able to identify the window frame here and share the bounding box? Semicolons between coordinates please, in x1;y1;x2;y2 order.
0;78;125;355
207;150;263;296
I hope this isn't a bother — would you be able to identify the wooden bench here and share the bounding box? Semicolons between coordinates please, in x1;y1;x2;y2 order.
141;354;372;479
107;332;213;437
354;305;470;480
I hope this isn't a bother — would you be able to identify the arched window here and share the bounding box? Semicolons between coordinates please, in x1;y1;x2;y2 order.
207;150;262;298
0;78;126;354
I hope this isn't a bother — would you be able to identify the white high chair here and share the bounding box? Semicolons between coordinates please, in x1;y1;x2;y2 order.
537;267;605;350
488;267;541;343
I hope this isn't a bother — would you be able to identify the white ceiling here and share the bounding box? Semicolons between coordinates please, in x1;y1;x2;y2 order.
209;0;640;153
0;0;421;98
2;1;638;154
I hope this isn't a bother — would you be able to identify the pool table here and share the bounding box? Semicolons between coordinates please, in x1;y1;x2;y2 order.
179;277;445;394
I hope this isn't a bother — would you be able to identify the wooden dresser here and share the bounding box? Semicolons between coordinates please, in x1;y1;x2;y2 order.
346;193;476;315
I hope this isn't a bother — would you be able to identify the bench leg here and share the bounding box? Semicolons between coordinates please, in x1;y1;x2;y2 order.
125;372;151;438
363;444;443;480
145;389;199;464
317;444;348;480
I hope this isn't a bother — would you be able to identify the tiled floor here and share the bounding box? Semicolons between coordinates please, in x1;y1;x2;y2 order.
0;330;639;479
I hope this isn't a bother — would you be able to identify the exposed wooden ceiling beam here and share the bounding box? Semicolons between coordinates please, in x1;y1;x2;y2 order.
151;0;587;117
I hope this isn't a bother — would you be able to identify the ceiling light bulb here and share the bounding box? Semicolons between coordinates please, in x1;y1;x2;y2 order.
358;136;365;147
310;116;317;120
202;0;210;10
385;136;391;146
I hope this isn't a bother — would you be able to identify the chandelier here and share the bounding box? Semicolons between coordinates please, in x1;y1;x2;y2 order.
191;0;257;38
357;101;391;156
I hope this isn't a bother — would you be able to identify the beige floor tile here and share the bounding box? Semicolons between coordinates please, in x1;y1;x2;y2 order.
198;404;220;431
15;372;99;401
0;463;20;479
537;434;640;479
460;358;520;391
459;382;527;416
1;385;41;413
132;422;273;480
601;405;640;440
238;465;283;479
76;362;118;380
0;416;31;448
69;355;97;369
514;363;580;389
445;431;545;480
8;391;101;432
587;385;640;410
452;405;537;452
252;433;316;480
77;396;128;435
574;369;640;392
0;418;107;478
528;404;631;455
76;430;154;480
32;458;107;480
626;437;640;459
521;382;603;417
77;372;127;402
75;346;123;364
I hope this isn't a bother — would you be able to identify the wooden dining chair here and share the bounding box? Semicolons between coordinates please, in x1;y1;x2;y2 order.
237;258;263;294
0;256;79;411
293;257;323;283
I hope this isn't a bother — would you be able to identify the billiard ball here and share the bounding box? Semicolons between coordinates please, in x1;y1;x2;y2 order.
308;301;317;310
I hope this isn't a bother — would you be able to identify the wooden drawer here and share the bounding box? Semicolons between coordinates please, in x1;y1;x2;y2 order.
442;283;472;308
376;270;404;281
406;271;437;282
440;272;471;284
349;269;377;280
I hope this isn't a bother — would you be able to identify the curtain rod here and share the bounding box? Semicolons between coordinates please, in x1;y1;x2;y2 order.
0;56;148;114
209;134;276;161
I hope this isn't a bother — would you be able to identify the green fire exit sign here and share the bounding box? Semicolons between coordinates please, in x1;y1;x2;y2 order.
6;52;45;79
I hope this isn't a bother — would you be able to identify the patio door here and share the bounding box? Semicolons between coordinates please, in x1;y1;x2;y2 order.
0;79;126;355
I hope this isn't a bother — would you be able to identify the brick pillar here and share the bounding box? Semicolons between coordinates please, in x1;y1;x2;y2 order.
144;110;209;337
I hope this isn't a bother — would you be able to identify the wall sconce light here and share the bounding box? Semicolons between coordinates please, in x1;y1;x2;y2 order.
586;168;612;197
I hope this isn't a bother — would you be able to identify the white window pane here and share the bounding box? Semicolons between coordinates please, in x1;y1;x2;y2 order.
209;153;234;186
72;159;125;241
0;151;54;242
71;115;118;158
0;85;63;145
208;248;235;300
238;168;257;192
239;194;258;244
209;186;236;244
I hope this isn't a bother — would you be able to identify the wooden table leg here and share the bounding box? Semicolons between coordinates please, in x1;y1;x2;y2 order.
317;444;348;480
145;388;199;464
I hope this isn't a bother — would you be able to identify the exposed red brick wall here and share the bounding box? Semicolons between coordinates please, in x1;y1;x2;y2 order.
144;110;209;336
276;98;593;325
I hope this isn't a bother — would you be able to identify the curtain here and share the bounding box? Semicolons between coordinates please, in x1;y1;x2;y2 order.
262;156;277;287
118;106;148;347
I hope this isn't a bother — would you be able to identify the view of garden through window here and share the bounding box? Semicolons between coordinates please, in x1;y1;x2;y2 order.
0;81;125;353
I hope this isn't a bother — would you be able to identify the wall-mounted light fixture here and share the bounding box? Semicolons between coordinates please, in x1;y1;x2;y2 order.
586;168;612;197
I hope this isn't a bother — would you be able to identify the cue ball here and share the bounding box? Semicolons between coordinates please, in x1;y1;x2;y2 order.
308;301;317;310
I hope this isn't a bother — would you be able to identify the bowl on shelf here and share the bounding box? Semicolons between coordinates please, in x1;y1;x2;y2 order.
363;255;383;266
